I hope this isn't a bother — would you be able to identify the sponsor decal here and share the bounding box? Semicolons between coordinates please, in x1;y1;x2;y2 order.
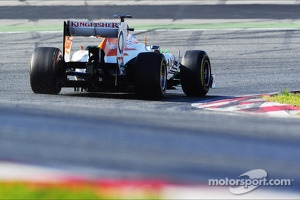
71;21;118;28
95;22;118;28
71;21;93;27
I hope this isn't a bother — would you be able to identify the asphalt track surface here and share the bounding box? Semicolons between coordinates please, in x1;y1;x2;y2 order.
0;2;300;197
1;4;300;20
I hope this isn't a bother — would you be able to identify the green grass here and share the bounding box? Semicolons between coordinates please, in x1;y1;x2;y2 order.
133;21;300;30
0;25;62;32
1;21;300;32
0;182;103;199
263;89;300;108
0;181;160;199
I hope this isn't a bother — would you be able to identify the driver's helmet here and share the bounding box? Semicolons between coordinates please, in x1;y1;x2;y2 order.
126;34;138;45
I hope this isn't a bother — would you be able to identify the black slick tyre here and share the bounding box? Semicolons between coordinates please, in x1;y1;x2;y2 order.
29;47;63;94
134;52;167;99
180;50;212;97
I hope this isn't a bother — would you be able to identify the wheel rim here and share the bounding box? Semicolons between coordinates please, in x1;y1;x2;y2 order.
160;61;167;91
203;60;211;87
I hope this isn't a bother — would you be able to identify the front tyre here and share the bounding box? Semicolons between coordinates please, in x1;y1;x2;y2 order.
29;47;63;94
180;50;212;97
134;52;167;99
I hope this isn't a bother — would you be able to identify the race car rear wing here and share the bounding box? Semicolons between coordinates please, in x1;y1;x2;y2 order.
64;14;133;37
63;20;122;62
65;21;119;38
63;20;120;62
63;15;133;79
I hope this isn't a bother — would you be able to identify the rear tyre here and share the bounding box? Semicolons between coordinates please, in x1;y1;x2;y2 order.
180;50;211;97
134;52;167;99
29;47;63;94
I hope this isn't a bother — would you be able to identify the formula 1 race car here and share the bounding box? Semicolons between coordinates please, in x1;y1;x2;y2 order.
29;15;213;99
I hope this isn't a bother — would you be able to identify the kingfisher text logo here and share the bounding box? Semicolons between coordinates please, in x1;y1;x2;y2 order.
71;21;118;28
208;169;293;194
